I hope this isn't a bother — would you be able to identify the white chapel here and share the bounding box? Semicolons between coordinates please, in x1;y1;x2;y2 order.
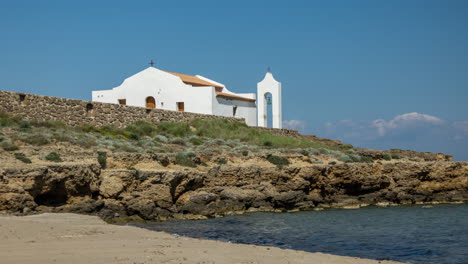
92;65;282;128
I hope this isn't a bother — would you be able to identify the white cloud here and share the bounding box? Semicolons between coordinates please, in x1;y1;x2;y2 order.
318;113;468;161
322;112;464;141
283;120;306;131
370;112;445;136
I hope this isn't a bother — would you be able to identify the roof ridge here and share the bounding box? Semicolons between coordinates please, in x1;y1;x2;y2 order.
163;70;223;89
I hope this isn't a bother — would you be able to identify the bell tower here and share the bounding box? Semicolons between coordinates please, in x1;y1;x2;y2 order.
257;69;282;128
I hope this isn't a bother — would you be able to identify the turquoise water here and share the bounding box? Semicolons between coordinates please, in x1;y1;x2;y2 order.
129;204;468;264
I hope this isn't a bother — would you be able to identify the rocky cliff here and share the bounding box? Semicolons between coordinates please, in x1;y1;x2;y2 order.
1;161;466;221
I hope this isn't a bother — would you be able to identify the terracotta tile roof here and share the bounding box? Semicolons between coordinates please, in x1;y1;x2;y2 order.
164;71;223;90
216;92;256;102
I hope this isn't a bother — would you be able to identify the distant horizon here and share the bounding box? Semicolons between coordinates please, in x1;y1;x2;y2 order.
0;0;466;160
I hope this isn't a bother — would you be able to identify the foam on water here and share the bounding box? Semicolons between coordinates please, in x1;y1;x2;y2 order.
129;204;468;264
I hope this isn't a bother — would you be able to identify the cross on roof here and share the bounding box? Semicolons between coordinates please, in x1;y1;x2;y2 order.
149;60;155;67
267;66;271;73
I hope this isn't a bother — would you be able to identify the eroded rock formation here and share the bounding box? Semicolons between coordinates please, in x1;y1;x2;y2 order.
1;161;466;221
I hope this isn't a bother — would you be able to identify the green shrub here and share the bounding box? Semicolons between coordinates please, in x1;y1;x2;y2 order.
242;150;249;156
97;151;107;168
0;137;4;142
175;152;196;167
338;155;353;163
319;148;330;154
263;140;273;147
31;120;66;129
79;124;98;133
157;122;192;137
97;126;126;139
15;153;32;163
300;149;309;156
1;141;19;151
19;121;31;130
189;137;203;146
45;152;62;162
360;156;374;163
339;144;354;150
382;154;391;161
154;135;168;143
79;125;128;139
217;158;227;165
391;154;401;159
21;134;50;146
339;154;371;163
125;121;157;137
266;154;289;168
128;133;140;140
170;137;187;146
0;111;22;127
76;135;97;148
112;143;139;152
329;161;337;165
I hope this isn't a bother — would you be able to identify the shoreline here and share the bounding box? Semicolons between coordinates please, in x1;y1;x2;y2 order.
0;213;405;264
104;200;467;223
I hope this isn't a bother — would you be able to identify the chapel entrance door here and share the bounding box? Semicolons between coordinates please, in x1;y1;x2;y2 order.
146;97;156;108
177;102;185;112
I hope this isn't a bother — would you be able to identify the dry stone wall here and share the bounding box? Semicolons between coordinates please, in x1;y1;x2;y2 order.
254;126;300;137
0;90;299;136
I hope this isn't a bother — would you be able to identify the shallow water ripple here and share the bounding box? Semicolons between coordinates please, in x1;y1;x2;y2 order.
129;204;468;264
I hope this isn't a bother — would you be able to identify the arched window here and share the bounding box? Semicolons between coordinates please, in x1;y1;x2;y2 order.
146;97;156;109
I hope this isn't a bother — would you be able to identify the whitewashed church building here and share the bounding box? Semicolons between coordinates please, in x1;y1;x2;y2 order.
92;65;282;128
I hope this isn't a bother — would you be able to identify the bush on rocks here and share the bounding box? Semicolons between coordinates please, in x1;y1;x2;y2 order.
266;154;290;168
382;154;392;161
14;153;32;163
20;134;50;146
97;151;107;168
45;152;62;162
1;141;19;151
175;152;196;167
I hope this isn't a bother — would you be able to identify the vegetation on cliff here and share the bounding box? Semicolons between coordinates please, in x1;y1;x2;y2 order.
1;111;441;169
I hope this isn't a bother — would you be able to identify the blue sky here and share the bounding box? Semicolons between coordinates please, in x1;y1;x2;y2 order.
1;0;467;160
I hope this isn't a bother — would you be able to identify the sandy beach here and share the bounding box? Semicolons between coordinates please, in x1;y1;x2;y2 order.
0;213;405;264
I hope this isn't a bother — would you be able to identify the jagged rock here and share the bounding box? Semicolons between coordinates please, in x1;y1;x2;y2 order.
98;199;128;219
126;197;156;219
273;191;305;208
0;161;466;221
219;187;263;204
100;175;124;198
65;199;104;214
0;193;35;212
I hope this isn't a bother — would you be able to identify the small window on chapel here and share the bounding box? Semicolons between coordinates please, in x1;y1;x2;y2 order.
118;99;126;105
177;102;184;112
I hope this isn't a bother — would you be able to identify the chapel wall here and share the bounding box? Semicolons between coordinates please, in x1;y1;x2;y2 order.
0;90;299;137
212;97;257;127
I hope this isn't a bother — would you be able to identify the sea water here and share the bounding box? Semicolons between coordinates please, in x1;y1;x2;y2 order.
129;204;468;264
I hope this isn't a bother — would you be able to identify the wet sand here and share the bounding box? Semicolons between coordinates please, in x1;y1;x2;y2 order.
0;213;404;264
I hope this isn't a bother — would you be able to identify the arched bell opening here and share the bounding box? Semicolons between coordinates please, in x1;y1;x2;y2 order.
264;92;273;128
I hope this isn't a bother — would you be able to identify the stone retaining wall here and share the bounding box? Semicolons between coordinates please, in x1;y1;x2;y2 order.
254;126;300;137
0;90;299;136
